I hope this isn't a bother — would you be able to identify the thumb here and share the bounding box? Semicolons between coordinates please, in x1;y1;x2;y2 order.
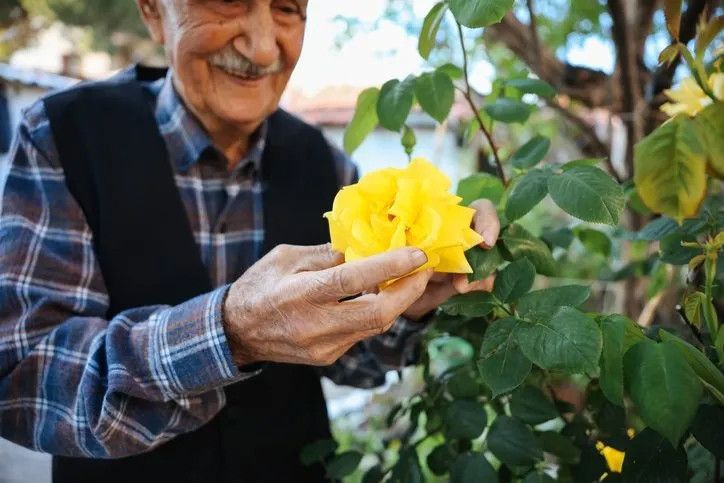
295;243;345;272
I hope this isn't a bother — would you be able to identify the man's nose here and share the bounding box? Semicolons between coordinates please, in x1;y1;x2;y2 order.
232;9;280;68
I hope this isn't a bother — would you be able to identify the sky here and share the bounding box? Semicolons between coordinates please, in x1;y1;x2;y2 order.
289;0;616;94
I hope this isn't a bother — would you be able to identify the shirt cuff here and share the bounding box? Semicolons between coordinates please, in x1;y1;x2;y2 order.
149;285;262;399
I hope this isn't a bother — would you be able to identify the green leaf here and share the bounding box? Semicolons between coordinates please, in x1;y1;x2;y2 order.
548;165;625;226
517;307;603;374
690;405;724;459
523;472;556;483
415;71;455;123
443;400;488;440
377;76;416;132
575;227;612;257
441;291;495;317
624;339;703;446
696;16;724;60
493;258;536;304
659;330;724;405
362;465;385;483
506;78;556;98
300;439;338;466
659;232;700;265
344;87;379;154
447;369;480;400
541;227;574;249
487;416;543;467
501;224;557;276
505;168;552;221
510;136;551;169
427;445;456;476
466;246;502;282
693;102;724;179
621;428;688;483
448;0;515;28
683;292;705;329
450;452;498;483
418;2;448;60
325;451;363;479
518;285;591;323
392;449;423;483
658;43;681;66
634;115;707;223
560;158;604;171
664;0;682;39
510;385;559;424
635;216;679;241
477;317;532;397
457;172;505;206
484;98;532;124
598;315;636;406
436;63;464;79
538;431;581;464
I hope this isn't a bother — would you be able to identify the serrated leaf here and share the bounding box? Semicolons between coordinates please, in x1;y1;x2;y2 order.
693;102;724;179
548;165;625;225
624;339;703;446
448;0;515;28
664;0;682;39
659;232;700;265
377;77;416;132
487;416;543;467
510;385;559;424
684;292;705;329
598;315;636;406
477;317;532;397
518;285;591;323
635;216;679;241
466;245;502;282
634;115;708;223
506;78;556;98
457;172;505;206
493;258;536;304
441;291;496;317
415;71;455;123
517;307;603;374
575;227;612;257
696;16;724;59
443;400;488;440
621;428;688;482
510;136;551;169
325;451;363;479
505;168;552;221
344;87;379;154
484;98;532;124
501;224;557;276
450;452;498;483
659;330;724;405
419;2;448;60
560;157;604;171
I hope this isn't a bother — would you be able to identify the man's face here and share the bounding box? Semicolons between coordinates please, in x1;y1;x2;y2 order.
145;0;307;129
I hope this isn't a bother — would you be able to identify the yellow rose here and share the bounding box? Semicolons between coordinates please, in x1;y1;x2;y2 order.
660;73;724;117
324;158;484;274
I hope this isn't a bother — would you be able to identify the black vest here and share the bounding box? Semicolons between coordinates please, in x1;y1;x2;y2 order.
43;65;339;483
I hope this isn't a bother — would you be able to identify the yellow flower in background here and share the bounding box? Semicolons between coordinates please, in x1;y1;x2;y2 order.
596;442;625;473
324;158;484;274
660;73;724;117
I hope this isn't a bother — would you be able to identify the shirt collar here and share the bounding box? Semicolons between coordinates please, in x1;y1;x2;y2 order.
154;70;267;174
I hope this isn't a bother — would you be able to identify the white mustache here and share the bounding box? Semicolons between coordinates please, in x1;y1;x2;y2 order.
209;47;283;77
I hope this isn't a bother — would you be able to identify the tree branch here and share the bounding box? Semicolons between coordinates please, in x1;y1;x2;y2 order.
525;0;541;73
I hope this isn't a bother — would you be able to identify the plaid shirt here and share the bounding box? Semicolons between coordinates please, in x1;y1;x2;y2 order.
0;71;422;458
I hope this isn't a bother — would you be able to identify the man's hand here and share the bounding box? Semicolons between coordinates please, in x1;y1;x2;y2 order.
403;199;501;321
223;245;433;367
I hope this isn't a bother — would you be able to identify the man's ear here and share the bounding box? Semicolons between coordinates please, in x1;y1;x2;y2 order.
136;0;165;44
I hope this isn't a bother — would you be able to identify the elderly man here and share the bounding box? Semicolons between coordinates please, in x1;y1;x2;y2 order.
0;1;499;482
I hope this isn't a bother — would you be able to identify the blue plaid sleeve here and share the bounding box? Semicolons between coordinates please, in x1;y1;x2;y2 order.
322;144;428;388
0;105;252;458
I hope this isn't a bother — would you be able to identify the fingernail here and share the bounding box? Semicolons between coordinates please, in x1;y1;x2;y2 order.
482;230;496;247
411;249;428;265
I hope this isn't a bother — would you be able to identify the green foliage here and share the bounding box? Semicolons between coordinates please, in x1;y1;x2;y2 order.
344;88;380;154
327;1;724;480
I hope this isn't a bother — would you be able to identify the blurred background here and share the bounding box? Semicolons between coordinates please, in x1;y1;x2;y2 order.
0;0;711;481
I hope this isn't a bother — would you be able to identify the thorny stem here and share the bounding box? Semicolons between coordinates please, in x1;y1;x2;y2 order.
456;22;508;186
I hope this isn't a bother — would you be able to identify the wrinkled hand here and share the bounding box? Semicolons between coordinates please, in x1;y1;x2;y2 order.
223;244;433;367
402;199;501;321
